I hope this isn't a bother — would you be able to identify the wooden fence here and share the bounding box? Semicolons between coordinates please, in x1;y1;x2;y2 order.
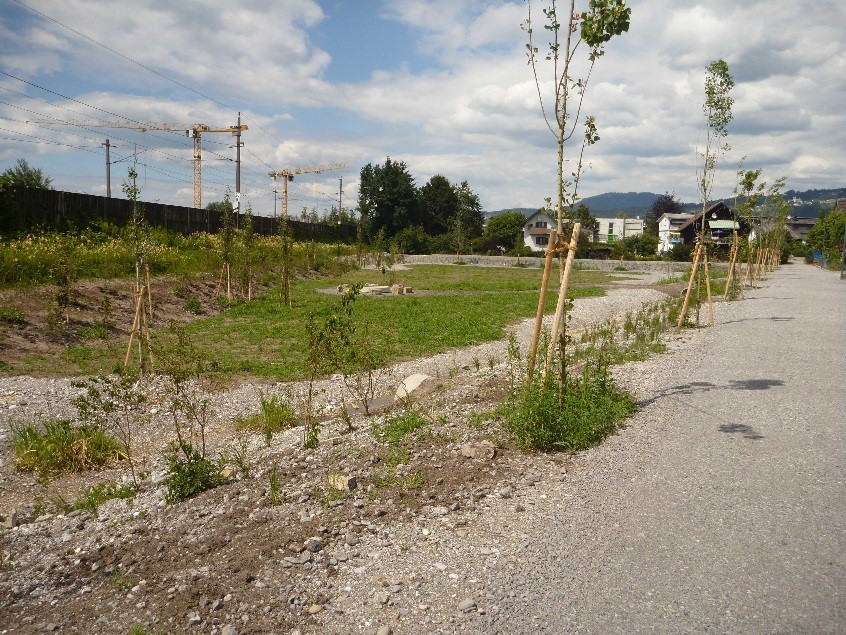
0;187;357;243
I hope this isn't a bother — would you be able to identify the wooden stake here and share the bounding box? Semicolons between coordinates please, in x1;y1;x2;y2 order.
702;246;715;326
542;223;581;380
124;289;143;370
145;264;153;322
677;243;702;328
527;230;557;382
724;232;738;299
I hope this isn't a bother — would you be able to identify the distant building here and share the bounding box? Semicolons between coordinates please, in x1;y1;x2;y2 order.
522;210;557;251
677;202;740;247
657;212;694;255
834;199;846;212
593;216;644;244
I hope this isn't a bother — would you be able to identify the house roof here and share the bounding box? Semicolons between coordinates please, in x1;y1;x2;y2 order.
678;202;732;232
658;213;694;226
523;209;555;226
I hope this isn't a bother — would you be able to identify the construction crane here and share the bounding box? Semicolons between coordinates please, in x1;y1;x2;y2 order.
28;119;248;208
269;162;348;220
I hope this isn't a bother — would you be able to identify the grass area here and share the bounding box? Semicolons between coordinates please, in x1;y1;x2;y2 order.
8;258;607;380
11;419;124;474
344;263;616;291
180;276;603;381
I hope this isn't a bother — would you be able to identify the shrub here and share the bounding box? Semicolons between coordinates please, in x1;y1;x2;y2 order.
11;419;123;473
163;441;225;504
184;296;202;314
667;243;693;262
0;305;26;324
502;361;635;452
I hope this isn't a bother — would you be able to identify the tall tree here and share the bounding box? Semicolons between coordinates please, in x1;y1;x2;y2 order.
645;192;682;234
358;157;420;238
0;158;53;190
419;174;459;235
455;180;485;239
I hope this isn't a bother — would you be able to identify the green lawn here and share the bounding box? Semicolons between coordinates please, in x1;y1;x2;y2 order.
181;274;605;381
15;266;607;380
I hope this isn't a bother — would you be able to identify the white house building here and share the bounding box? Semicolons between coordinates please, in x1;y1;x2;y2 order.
522;210;557;252
657;213;694;255
593;217;645;243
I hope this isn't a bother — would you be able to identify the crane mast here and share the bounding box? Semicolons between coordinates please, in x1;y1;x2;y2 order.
268;162;348;220
28;119;248;208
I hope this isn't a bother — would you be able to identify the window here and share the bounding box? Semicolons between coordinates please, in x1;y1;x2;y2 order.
536;236;549;246
536;221;548;228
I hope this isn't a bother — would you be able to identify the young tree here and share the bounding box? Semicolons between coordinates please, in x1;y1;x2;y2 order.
698;59;734;230
524;0;630;228
212;191;236;301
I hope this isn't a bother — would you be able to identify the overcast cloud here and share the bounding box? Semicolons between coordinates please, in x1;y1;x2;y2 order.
0;0;843;215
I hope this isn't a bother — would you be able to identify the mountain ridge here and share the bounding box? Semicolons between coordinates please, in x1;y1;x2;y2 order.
487;187;846;219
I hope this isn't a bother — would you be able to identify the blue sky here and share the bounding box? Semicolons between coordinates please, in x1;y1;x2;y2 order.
1;0;844;217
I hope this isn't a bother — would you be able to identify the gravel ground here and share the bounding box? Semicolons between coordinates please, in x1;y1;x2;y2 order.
6;262;840;635
473;262;846;634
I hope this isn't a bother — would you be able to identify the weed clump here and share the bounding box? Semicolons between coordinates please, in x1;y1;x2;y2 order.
372;409;427;445
502;361;635;452
236;393;297;446
11;420;123;474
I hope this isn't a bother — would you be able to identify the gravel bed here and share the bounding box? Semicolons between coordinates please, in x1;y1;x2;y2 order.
0;285;674;634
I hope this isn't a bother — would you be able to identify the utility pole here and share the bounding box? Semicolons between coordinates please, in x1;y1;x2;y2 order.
102;139;111;197
235;111;242;228
338;176;343;220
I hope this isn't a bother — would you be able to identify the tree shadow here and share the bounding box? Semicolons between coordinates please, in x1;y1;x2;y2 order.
638;378;784;407
720;316;795;324
718;423;764;440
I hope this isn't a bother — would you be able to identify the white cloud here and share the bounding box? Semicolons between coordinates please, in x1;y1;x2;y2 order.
1;0;844;214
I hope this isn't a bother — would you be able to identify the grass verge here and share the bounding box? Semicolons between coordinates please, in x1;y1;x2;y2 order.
11;420;124;473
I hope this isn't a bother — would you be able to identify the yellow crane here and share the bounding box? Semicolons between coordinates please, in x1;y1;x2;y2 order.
28;119;248;208
269;162;348;220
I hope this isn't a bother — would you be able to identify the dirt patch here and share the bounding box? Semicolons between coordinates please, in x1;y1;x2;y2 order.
0;275;271;376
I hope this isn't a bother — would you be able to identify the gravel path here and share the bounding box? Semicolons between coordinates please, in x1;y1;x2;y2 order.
475;262;846;634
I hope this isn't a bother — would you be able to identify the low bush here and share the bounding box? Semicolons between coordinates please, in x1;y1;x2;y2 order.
502;361;635;452
11;420;123;473
163;441;225;504
69;481;135;514
0;305;26;324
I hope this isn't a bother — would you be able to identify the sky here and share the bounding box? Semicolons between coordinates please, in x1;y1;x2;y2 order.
1;0;844;218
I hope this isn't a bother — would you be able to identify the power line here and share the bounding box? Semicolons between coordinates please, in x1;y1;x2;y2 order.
10;0;231;110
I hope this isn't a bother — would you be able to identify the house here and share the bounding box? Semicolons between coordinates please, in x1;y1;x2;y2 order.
522;210;557;251
677;202;741;246
785;217;818;241
593;216;644;244
657;212;694;255
749;216;818;243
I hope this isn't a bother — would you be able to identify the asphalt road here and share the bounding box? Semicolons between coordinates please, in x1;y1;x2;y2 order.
482;263;846;634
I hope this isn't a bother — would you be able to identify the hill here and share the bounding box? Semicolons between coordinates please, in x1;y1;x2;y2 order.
487;187;846;219
486;192;661;219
